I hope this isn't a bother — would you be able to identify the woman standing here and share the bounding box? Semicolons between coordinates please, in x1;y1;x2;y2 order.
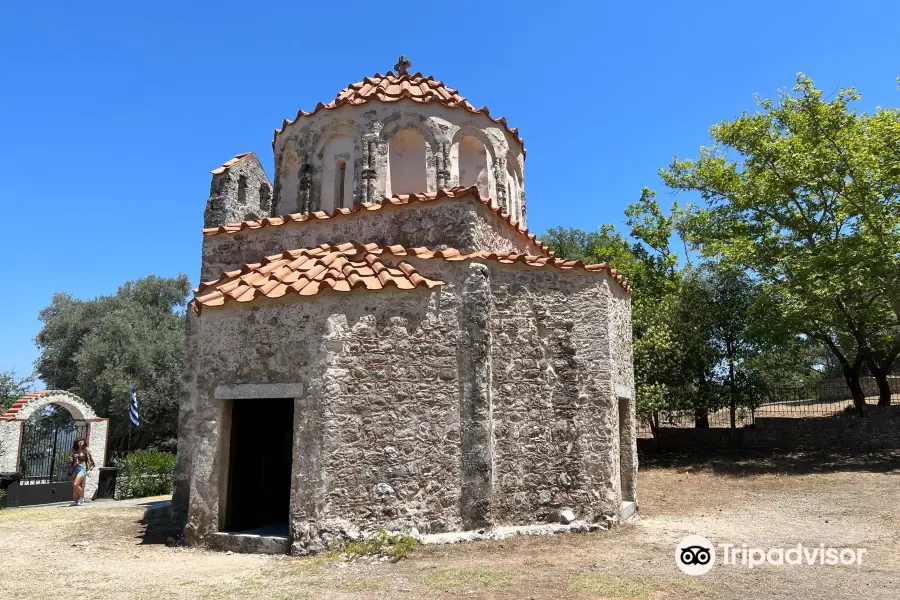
69;438;95;506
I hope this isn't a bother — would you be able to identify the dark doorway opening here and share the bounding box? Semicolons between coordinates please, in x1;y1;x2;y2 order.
225;398;294;533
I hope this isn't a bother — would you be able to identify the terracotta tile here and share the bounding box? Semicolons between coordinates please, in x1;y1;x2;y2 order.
210;152;255;175
273;70;525;155
0;390;57;419
190;243;630;315
299;280;321;296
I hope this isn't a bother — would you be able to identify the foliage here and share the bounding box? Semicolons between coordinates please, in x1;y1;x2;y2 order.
112;449;177;499
663;74;900;406
0;370;34;413
0;370;35;458
34;275;191;450
340;527;419;559
0;489;6;508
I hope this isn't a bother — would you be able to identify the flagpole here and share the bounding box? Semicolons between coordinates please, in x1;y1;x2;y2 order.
128;386;135;454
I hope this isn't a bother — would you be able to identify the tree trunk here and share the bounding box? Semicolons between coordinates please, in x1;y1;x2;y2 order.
871;368;892;407
696;372;710;428
694;411;710;428
815;333;866;414
862;345;899;407
728;361;737;429
650;411;660;439
841;361;866;414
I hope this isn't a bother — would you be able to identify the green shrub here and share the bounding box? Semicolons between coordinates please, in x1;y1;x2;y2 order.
112;450;177;499
341;528;419;559
0;489;6;509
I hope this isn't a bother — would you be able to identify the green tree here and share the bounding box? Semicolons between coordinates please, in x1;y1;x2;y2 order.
664;74;900;407
0;369;34;413
543;188;818;434
543;190;725;434
34;275;191;450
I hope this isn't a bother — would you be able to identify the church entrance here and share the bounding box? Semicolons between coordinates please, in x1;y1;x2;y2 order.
225;398;294;533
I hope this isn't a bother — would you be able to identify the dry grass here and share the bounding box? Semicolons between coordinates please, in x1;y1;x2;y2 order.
415;565;515;590
1;451;898;599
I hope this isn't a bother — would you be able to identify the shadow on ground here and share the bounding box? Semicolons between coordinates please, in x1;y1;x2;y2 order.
137;502;183;546
639;448;900;476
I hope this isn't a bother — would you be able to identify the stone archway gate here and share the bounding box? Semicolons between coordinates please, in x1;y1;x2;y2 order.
0;390;108;504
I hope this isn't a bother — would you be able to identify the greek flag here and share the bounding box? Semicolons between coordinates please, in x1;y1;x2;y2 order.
129;387;140;429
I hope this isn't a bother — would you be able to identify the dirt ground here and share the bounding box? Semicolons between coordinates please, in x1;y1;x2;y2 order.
1;449;898;600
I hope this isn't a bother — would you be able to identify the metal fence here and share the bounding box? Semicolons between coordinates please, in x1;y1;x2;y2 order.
18;422;88;484
637;378;900;438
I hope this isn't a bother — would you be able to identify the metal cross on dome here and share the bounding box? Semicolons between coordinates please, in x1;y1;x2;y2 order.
394;55;411;75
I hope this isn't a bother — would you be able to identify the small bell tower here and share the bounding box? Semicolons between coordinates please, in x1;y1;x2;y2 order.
204;152;273;228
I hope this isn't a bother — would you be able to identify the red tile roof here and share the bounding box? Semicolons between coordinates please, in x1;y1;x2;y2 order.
1;391;52;420
201;186;554;258
192;243;443;313
210;152;253;175
273;71;525;154
191;242;630;314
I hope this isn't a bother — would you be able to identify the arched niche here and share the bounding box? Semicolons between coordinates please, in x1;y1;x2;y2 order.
457;135;491;199
387;127;427;196
450;127;498;204
312;122;364;213
380;117;437;197
319;137;355;212
505;152;524;222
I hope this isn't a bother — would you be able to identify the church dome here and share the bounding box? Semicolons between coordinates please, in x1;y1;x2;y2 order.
271;57;526;225
334;71;476;111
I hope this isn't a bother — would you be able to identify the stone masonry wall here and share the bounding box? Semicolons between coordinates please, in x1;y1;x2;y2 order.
640;407;900;452
307;293;464;543
606;282;637;503
179;258;633;551
486;268;617;525
84;418;108;500
607;283;635;396
816;376;900;401
172;312;201;526
0;421;21;472
183;300;325;542
199;195;543;281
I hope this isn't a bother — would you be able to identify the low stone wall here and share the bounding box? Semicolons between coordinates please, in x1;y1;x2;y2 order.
638;407;900;452
816;377;900;401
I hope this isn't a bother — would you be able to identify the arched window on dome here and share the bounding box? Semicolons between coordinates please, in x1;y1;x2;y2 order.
320;135;355;213
458;135;490;199
387;127;426;196
506;154;523;222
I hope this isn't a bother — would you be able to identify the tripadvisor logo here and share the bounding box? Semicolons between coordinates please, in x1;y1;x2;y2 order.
676;536;868;575
676;535;716;576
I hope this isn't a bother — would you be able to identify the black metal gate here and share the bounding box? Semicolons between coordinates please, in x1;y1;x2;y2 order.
16;422;87;505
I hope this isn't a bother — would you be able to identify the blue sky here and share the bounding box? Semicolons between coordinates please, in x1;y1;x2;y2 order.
1;1;898;379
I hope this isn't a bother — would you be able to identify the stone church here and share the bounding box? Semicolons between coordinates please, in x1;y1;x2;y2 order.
173;57;636;554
